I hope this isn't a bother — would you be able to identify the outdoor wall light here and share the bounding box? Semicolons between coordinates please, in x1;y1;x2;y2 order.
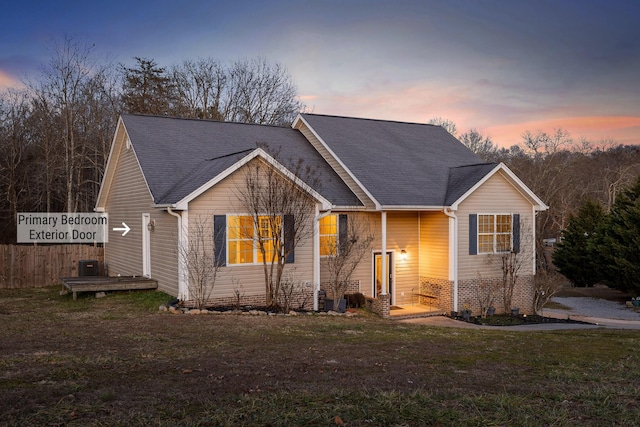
147;219;155;232
400;249;407;260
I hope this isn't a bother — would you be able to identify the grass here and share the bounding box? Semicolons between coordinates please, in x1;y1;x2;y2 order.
1;286;639;426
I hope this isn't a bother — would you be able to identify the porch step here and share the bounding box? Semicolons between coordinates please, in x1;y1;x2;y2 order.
390;310;446;320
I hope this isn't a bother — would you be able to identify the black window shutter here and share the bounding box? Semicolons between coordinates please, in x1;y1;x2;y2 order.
512;214;520;253
213;215;226;266
284;214;295;263
469;214;478;255
338;214;348;253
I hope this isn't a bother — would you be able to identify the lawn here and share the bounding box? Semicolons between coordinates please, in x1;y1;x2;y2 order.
1;287;639;426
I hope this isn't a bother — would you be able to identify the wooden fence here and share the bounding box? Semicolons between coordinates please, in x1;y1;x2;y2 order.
0;245;104;288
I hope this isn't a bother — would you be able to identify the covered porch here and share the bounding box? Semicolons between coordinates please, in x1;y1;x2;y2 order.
389;303;446;320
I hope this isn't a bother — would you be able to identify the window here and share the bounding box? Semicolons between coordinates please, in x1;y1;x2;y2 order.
477;214;512;254
228;215;255;264
319;214;338;256
227;215;281;265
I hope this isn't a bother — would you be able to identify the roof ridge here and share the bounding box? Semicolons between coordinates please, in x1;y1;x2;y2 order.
449;162;498;170
206;148;254;161
122;113;291;129
301;113;440;127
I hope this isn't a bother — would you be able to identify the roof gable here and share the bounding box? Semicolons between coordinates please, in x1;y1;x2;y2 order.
95;117;153;211
116;114;362;207
296;114;483;207
448;163;548;211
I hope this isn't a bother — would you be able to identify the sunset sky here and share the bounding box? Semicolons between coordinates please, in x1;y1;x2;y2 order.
1;0;639;147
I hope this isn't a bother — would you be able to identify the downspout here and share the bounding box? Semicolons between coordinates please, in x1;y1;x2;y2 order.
444;208;458;312
166;206;186;301
314;207;333;311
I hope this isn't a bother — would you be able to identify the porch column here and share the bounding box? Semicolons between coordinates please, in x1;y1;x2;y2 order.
444;208;458;312
381;210;387;295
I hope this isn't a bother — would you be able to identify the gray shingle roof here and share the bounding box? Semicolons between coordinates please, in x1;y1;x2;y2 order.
121;114;362;206
445;163;499;205
300;114;488;206
122;113;497;210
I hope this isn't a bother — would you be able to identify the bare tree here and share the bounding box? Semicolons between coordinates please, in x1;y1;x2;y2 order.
428;117;457;136
279;268;311;313
322;214;374;310
171;58;227;120
0;89;31;221
179;215;223;310
225;58;303;126
235;150;319;308
31;35;116;213
475;278;499;318
533;269;565;315
459;129;497;161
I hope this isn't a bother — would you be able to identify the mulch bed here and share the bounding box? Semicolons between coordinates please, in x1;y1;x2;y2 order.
459;314;592;327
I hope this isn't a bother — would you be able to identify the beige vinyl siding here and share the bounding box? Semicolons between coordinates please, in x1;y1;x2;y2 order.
419;211;449;280
96;121;125;209
321;212;376;296
342;212;379;298
188;160;314;300
295;122;375;208
457;171;535;280
320;211;420;305
104;133;152;280
386;212;420;305
148;210;179;296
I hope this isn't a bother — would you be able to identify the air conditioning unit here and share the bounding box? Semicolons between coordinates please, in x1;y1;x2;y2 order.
78;260;99;277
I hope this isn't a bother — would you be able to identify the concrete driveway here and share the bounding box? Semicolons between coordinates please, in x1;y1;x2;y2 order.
400;296;640;330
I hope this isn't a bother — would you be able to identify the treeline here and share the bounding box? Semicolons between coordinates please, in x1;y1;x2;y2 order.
435;122;640;273
1;35;639;252
0;36;303;243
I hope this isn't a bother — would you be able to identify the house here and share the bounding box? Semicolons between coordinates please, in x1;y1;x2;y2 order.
95;113;548;317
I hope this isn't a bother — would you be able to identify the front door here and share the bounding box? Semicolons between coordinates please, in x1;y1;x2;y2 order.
373;252;393;302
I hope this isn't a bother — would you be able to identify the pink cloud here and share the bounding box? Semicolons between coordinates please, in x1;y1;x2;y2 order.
0;69;23;90
485;116;640;147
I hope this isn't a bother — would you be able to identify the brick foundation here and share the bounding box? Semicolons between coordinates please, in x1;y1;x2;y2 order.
365;294;390;318
419;277;454;312
184;286;315;311
458;275;535;315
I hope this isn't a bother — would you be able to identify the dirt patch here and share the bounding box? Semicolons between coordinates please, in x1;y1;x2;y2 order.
1;287;639;426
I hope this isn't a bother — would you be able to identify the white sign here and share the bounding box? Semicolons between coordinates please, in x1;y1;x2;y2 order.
17;213;109;243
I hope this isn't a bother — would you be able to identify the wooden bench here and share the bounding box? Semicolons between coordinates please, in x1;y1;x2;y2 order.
411;287;437;308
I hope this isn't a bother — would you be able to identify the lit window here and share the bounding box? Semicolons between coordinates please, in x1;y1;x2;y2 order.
257;215;281;263
319;214;338;256
228;215;281;264
478;214;512;254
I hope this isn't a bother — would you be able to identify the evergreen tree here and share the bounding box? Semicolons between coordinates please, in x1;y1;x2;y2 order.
121;57;175;115
595;176;640;295
553;199;606;287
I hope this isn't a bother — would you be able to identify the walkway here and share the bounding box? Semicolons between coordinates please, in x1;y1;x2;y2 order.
399;297;640;330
